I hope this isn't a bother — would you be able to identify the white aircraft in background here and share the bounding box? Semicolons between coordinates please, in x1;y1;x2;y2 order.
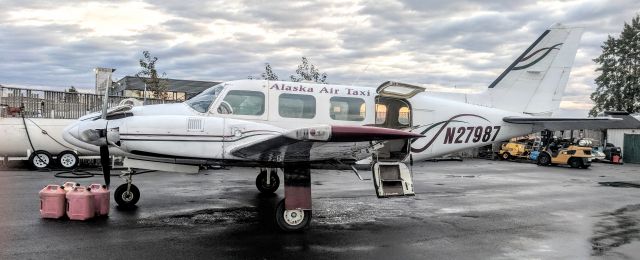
63;24;639;231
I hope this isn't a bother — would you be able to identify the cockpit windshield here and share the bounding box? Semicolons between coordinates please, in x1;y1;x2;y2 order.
185;85;224;113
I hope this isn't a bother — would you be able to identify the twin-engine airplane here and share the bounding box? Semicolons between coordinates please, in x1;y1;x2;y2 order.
63;24;640;231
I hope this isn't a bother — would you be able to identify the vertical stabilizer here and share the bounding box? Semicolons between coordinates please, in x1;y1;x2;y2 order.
484;24;583;115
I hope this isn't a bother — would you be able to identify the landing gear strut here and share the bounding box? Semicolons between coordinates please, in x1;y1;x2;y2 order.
275;163;312;232
114;169;140;208
256;168;280;194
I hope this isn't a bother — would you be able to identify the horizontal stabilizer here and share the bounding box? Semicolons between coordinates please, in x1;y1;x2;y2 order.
504;114;640;131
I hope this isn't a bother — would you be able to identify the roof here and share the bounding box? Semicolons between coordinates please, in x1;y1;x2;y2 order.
115;76;221;94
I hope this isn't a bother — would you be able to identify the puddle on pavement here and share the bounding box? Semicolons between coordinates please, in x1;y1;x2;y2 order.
590;204;640;256
445;175;478;178
598;182;640;188
139;207;258;226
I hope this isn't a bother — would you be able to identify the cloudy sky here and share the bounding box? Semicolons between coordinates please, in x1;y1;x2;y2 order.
1;0;639;116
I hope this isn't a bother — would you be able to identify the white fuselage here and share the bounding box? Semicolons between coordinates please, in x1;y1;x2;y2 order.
64;80;535;164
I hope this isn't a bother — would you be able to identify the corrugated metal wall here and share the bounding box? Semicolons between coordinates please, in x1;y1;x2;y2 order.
607;129;640;163
606;129;640;147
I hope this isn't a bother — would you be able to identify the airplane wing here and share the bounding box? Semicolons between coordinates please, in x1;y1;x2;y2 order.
503;112;640;131
230;125;423;162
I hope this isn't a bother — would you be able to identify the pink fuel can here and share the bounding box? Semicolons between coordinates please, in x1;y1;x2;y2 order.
39;185;66;219
89;184;110;216
66;187;95;221
62;182;80;192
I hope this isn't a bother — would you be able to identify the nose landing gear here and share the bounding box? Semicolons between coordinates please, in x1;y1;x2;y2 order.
114;169;140;208
256;168;280;194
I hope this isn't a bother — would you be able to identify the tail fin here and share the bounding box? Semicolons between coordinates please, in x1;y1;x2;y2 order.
484;24;583;115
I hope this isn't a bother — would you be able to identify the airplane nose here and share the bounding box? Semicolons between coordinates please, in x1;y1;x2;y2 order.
63;121;100;152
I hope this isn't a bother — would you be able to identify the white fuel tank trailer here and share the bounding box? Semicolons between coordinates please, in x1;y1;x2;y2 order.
0;117;97;169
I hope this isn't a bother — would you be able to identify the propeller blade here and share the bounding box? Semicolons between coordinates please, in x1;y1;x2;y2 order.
100;145;110;187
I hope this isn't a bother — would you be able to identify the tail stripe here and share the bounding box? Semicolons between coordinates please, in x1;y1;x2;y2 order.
512;43;563;70
487;30;550;88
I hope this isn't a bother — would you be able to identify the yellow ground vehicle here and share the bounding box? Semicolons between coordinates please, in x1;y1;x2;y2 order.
498;141;531;160
537;139;592;169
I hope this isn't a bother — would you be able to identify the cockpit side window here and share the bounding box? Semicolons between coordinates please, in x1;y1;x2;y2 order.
219;90;265;116
185;85;224;113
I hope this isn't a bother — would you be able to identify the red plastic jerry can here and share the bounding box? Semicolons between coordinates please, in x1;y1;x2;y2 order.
89;184;110;216
39;185;66;219
66;187;95;221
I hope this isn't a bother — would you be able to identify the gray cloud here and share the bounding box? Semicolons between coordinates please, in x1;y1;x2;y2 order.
0;0;639;115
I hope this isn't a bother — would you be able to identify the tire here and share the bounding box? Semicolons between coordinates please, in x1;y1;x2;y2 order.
57;150;79;169
28;150;52;170
275;199;311;232
114;184;140;208
537;153;551;166
568;158;581;168
256;169;280;194
502;152;511;160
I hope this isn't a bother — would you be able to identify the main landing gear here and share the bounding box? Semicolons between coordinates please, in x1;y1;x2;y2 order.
256;167;310;231
274;164;313;231
114;169;140;208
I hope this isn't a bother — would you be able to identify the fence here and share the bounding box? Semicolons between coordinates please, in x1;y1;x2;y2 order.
0;86;175;119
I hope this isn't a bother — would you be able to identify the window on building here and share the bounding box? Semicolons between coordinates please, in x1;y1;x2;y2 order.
279;94;316;119
221;90;265;116
330;97;365;121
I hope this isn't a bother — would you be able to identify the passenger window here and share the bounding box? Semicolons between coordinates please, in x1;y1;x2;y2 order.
220;90;265;116
330;97;365;121
398;106;410;125
375;104;387;124
279;94;316;119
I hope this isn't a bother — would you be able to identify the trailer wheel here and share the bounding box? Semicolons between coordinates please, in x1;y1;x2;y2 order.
29;150;52;170
57;151;79;169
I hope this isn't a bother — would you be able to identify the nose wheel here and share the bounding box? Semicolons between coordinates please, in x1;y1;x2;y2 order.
114;169;140;208
256;168;280;193
114;184;140;208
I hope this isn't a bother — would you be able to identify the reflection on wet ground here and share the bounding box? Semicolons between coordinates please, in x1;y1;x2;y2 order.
591;204;640;256
2;160;640;259
599;181;640;188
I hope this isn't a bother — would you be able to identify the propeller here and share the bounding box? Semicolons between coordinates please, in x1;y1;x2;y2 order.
99;72;112;187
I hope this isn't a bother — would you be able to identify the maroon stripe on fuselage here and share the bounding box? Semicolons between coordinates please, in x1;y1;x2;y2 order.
328;125;423;142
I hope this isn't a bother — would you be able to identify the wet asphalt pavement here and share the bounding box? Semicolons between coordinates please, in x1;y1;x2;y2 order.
1;159;639;259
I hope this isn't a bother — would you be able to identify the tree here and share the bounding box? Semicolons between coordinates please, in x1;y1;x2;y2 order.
135;51;168;100
590;15;640;116
290;57;327;83
261;63;279;80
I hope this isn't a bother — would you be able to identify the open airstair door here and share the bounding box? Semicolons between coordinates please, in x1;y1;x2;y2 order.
372;161;415;198
376;81;426;99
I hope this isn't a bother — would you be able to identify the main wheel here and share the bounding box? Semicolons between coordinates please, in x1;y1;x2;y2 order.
57;150;79;169
256;169;280;193
502;152;511;160
29;150;52;170
114;184;140;208
568;158;581;168
275;199;311;232
537;153;551;166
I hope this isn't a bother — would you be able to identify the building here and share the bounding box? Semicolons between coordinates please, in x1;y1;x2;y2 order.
113;76;220;101
606;127;640;163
